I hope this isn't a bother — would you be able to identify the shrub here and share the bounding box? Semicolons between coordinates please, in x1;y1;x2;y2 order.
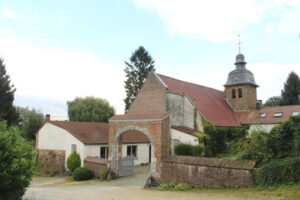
174;183;192;191
192;145;205;156
67;151;81;172
257;157;300;187
157;182;192;191
99;168;109;181
174;144;193;156
226;138;248;155
73;167;93;181
0;121;35;200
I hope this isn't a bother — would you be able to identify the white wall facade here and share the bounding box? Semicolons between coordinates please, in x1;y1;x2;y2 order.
248;124;276;134
38;123;86;168
171;128;199;145
84;144;108;159
167;93;203;131
121;143;150;165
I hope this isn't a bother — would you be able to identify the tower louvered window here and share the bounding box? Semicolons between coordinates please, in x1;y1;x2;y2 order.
238;88;242;98
232;89;236;98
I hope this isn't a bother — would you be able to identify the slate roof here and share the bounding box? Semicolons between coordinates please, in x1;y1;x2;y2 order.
48;121;150;144
158;74;241;127
236;105;300;124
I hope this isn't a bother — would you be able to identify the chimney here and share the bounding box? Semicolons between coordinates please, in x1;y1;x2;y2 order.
256;100;262;110
46;114;50;122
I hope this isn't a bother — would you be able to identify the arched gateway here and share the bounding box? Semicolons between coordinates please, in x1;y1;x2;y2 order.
108;113;170;178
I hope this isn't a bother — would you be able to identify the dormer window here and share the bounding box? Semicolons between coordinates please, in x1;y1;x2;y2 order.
273;112;283;118
238;88;242;98
292;111;300;116
232;89;236;98
258;113;266;118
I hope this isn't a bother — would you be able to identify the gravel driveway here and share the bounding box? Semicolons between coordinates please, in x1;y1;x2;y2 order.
23;165;282;200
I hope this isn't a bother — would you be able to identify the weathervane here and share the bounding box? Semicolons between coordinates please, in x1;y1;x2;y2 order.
237;34;242;54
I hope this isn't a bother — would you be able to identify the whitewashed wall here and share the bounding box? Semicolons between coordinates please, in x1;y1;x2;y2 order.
84;144;108;158
122;143;150;165
249;124;276;134
171;128;199;145
38;123;85;168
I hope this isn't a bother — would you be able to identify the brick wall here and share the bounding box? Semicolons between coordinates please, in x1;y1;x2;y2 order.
84;157;110;178
127;73;167;114
37;149;65;172
159;156;255;188
224;85;257;111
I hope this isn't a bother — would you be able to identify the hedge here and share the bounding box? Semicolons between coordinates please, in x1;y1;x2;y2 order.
73;167;94;181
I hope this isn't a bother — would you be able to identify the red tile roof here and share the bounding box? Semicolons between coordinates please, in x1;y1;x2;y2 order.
158;74;240;126
48;121;150;144
109;112;168;121
236;105;300;124
171;126;197;137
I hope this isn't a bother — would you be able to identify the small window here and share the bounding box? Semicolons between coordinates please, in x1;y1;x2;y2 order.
292;111;300;116
238;88;242;98
100;147;108;159
273;112;283;118
71;144;77;153
232;89;236;98
127;145;137;158
258;113;266;118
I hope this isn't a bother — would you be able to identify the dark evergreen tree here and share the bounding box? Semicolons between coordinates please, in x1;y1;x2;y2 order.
281;72;300;105
264;96;282;107
0;58;19;126
124;46;155;112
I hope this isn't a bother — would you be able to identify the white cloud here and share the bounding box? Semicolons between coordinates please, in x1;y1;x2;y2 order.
132;0;300;41
1;8;19;21
0;36;126;115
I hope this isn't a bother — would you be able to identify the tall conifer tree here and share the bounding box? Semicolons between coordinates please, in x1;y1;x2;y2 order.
124;46;155;112
281;72;300;105
0;58;19;125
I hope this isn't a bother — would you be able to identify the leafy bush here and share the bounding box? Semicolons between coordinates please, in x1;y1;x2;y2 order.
99;168;109;180
191;145;205;156
257;157;300;187
67;151;81;172
226;138;248;155
73;167;94;181
157;182;192;191
0;121;35;200
267;116;300;159
174;144;193;156
194;131;210;144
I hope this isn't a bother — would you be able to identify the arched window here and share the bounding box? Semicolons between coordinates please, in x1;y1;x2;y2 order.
232;89;236;98
238;88;242;98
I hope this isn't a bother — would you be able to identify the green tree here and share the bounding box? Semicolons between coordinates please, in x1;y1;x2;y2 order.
0;121;35;200
124;46;155;112
17;107;44;141
67;97;115;122
264;96;282;107
281;72;300;105
67;151;81;172
0;58;19;126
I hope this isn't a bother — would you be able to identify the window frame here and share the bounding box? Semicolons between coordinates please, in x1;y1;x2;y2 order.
232;89;236;99
273;112;283;118
238;88;242;98
71;144;77;153
127;145;137;158
100;146;108;159
258;112;266;118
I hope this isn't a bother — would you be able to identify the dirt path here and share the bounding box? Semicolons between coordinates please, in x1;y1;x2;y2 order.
24;166;282;200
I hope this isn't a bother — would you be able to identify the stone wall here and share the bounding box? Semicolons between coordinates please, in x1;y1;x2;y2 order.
159;156;255;188
84;157;110;178
37;149;65;172
224;85;257;111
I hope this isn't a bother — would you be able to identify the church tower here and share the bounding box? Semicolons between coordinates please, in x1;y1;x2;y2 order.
224;53;259;111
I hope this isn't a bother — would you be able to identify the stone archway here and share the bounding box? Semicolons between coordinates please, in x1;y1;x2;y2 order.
108;114;170;179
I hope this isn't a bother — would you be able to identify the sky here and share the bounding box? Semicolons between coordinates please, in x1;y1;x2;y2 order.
0;0;299;120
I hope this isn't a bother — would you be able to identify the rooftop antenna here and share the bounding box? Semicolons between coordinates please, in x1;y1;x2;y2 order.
237;34;242;54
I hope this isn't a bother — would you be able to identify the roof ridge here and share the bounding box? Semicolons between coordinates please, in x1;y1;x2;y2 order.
157;73;223;93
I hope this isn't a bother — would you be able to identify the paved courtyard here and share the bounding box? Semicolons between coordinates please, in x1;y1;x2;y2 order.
24;165;281;200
